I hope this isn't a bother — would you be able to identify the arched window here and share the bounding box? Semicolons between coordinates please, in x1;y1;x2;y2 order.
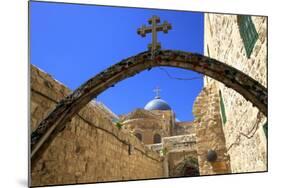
153;133;161;144
135;133;142;141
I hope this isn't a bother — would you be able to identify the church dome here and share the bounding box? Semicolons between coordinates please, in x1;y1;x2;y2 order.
144;96;172;111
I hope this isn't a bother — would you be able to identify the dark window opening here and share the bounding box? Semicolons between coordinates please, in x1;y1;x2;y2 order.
153;133;161;144
135;133;142;141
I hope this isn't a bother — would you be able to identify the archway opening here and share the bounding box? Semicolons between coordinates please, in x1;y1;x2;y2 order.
172;157;200;177
31;50;267;160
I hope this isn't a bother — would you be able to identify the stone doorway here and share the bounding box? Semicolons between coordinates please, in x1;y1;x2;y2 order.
171;157;200;177
183;166;200;176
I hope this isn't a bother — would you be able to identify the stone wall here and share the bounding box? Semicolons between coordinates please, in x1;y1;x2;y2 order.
193;83;231;175
121;109;174;145
31;65;164;186
163;134;198;176
162;134;196;153
204;14;267;173
123;118;167;145
174;122;195;136
147;134;198;177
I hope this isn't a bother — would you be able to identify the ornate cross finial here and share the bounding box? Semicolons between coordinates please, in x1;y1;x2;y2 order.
153;86;162;99
137;15;172;55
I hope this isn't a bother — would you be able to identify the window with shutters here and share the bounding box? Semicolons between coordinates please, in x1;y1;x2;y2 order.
237;15;258;58
263;121;268;139
219;90;227;125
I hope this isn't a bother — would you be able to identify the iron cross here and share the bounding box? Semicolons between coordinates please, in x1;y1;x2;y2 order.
137;15;172;55
153;86;162;99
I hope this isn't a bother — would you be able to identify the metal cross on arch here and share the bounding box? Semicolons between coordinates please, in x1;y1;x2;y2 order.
137;15;172;55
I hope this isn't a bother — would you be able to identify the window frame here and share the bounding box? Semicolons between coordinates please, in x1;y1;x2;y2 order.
153;133;162;144
219;90;227;125
263;121;268;139
237;15;259;58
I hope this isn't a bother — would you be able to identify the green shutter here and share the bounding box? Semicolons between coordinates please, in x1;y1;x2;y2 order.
219;90;227;124
263;121;268;139
237;15;258;58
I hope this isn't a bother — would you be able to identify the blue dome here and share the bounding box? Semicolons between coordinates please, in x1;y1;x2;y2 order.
144;97;171;111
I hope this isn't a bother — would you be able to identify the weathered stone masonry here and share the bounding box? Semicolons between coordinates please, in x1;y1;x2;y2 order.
204;14;267;173
31;50;267;162
193;83;231;175
30;14;268;186
31;65;164;186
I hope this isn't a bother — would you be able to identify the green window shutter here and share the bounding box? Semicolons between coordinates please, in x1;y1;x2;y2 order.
237;15;258;58
263;121;268;139
219;90;227;124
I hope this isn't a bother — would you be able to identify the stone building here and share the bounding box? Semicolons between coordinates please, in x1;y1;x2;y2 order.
202;13;267;173
120;93;195;145
30;13;267;187
31;65;165;186
31;64;198;186
119;93;199;177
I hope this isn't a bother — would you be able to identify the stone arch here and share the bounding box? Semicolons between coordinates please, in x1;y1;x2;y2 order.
31;50;267;161
171;156;200;177
180;158;200;177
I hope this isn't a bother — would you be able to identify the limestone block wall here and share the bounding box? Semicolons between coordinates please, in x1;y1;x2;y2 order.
122;118;169;145
148;134;198;177
162;134;196;153
193;83;231;175
30;65;164;186
147;134;197;154
174;122;195;136
204;14;267;173
151;110;175;136
121;109;174;145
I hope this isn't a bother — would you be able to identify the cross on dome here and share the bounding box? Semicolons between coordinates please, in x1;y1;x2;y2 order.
153;86;162;99
144;86;171;111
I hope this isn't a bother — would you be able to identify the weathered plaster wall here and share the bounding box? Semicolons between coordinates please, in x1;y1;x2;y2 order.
204;14;267;173
31;65;164;186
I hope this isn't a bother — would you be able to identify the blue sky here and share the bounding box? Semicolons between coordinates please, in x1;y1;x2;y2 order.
30;1;204;122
